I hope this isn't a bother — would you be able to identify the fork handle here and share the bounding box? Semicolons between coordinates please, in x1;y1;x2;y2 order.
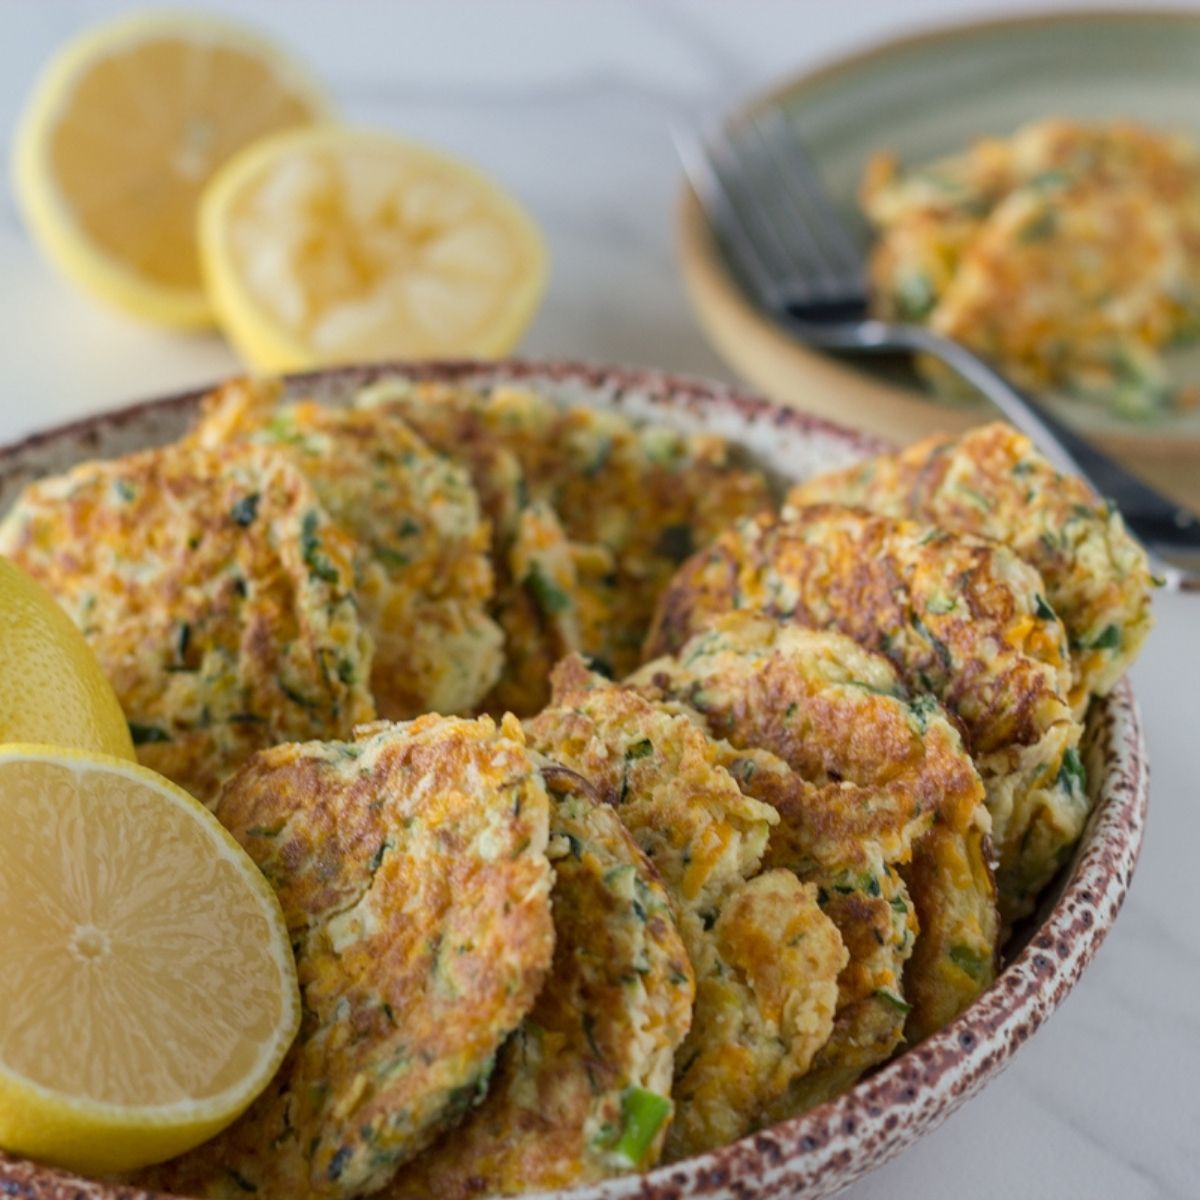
909;328;1200;567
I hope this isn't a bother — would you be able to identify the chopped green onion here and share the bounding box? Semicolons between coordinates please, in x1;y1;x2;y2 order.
949;944;989;981
874;987;912;1015
625;738;653;760
610;1087;672;1167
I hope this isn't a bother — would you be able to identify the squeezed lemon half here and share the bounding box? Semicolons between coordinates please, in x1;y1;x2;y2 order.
0;746;299;1174
199;125;548;369
12;11;329;327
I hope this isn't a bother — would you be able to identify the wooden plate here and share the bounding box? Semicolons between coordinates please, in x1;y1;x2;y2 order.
678;9;1200;506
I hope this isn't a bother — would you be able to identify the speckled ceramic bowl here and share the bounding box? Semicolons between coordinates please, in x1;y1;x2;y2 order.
0;361;1148;1200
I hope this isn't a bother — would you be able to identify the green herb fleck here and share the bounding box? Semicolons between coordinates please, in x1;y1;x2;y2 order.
655;523;695;564
949;944;989;980
223;1167;258;1193
1034;594;1057;621
625;738;653;761
926;594;956;615
874;987;912;1015
1057;746;1087;796
1020;209;1058;242
525;561;570;615
327;1147;352;1182
301;510;341;584
375;547;411;569
128;722;171;745
912;615;952;669
230;493;260;527
908;692;940;734
895;270;936;321
1089;624;1121;652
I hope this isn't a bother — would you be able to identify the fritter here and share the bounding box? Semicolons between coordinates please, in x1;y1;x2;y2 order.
860;119;1200;415
358;379;772;708
646;505;1084;924
143;715;555;1200
387;765;695;1197
673;868;845;1156
631;612;996;1046
766;859;917;1118
0;441;374;801
489;501;616;716
526;659;844;1159
188;378;503;717
788;421;1154;712
710;745;918;1097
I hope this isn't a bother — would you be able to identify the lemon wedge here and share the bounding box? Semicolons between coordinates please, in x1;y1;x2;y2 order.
0;555;134;759
199;126;547;369
12;11;330;327
0;745;299;1174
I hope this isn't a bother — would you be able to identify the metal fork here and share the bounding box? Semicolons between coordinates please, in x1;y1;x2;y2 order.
678;106;1200;591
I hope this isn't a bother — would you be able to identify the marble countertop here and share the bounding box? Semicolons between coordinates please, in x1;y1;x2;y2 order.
0;3;1196;1197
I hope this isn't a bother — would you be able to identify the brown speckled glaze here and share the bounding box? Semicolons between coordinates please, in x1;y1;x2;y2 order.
0;361;1148;1200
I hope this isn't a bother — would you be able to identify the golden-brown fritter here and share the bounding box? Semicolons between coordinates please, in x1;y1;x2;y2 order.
764;859;917;1118
788;422;1154;712
142;715;555;1200
526;659;844;1159
358;379;772;709
630;611;996;1047
188;378;503;717
0;441;374;801
672;869;845;1156
387;766;695;1197
861;120;1200;416
488;501;616;716
646;505;1083;925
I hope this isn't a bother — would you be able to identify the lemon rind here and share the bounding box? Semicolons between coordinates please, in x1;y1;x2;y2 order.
198;124;549;370
0;744;301;1172
11;10;333;329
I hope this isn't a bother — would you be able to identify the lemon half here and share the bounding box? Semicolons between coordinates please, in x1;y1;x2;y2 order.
0;745;299;1174
12;11;330;327
0;555;134;758
199;125;548;369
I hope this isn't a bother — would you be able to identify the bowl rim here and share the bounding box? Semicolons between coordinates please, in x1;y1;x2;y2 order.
676;5;1200;461
0;358;1150;1200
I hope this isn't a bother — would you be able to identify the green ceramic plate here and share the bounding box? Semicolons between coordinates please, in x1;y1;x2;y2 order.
680;10;1200;468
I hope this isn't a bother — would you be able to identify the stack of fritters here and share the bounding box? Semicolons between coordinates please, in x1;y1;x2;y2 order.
0;377;767;799
0;440;375;800
355;379;772;712
0;372;1155;1196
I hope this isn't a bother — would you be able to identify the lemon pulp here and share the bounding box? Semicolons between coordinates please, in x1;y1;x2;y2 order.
13;12;330;326
0;747;299;1174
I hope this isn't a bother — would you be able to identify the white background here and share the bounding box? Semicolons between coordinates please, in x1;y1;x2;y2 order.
0;3;1197;1198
